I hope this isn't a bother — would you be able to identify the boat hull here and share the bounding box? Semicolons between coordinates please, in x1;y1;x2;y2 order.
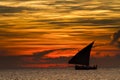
75;65;97;70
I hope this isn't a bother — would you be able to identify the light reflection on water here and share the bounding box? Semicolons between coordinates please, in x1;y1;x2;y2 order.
0;68;119;80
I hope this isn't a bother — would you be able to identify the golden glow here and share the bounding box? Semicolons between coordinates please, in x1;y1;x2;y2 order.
0;0;119;58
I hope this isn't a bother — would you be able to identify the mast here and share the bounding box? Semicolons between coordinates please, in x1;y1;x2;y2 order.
68;41;94;66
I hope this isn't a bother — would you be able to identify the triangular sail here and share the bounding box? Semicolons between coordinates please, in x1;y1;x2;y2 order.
68;41;94;66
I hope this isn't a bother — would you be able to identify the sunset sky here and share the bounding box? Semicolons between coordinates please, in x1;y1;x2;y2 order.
0;0;120;68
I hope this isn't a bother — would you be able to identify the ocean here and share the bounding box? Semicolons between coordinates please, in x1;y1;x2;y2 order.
0;68;119;80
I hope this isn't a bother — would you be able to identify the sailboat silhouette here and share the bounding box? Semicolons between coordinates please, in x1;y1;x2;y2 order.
68;41;97;70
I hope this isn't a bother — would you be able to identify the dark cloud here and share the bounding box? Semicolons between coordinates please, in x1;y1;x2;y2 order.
91;54;120;67
0;5;37;14
0;24;14;28
48;0;120;13
0;49;11;56
33;49;120;67
43;57;71;64
71;26;120;30
0;48;75;69
0;0;30;1
33;48;76;59
54;0;78;4
0;50;120;69
0;55;70;69
0;29;48;39
111;30;120;44
92;30;120;48
0;55;35;69
33;18;120;26
73;18;120;26
0;47;26;56
0;30;28;38
110;30;120;48
0;56;22;69
28;0;120;27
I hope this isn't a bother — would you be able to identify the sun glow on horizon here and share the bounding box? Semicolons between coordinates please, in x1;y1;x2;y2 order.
0;0;120;68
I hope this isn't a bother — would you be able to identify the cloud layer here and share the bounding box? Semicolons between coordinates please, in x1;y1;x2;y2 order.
0;0;119;68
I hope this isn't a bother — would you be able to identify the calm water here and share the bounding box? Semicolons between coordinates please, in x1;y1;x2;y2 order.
0;68;119;80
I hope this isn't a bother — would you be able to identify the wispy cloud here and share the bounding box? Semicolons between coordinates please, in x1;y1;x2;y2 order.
33;48;76;58
0;0;119;57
